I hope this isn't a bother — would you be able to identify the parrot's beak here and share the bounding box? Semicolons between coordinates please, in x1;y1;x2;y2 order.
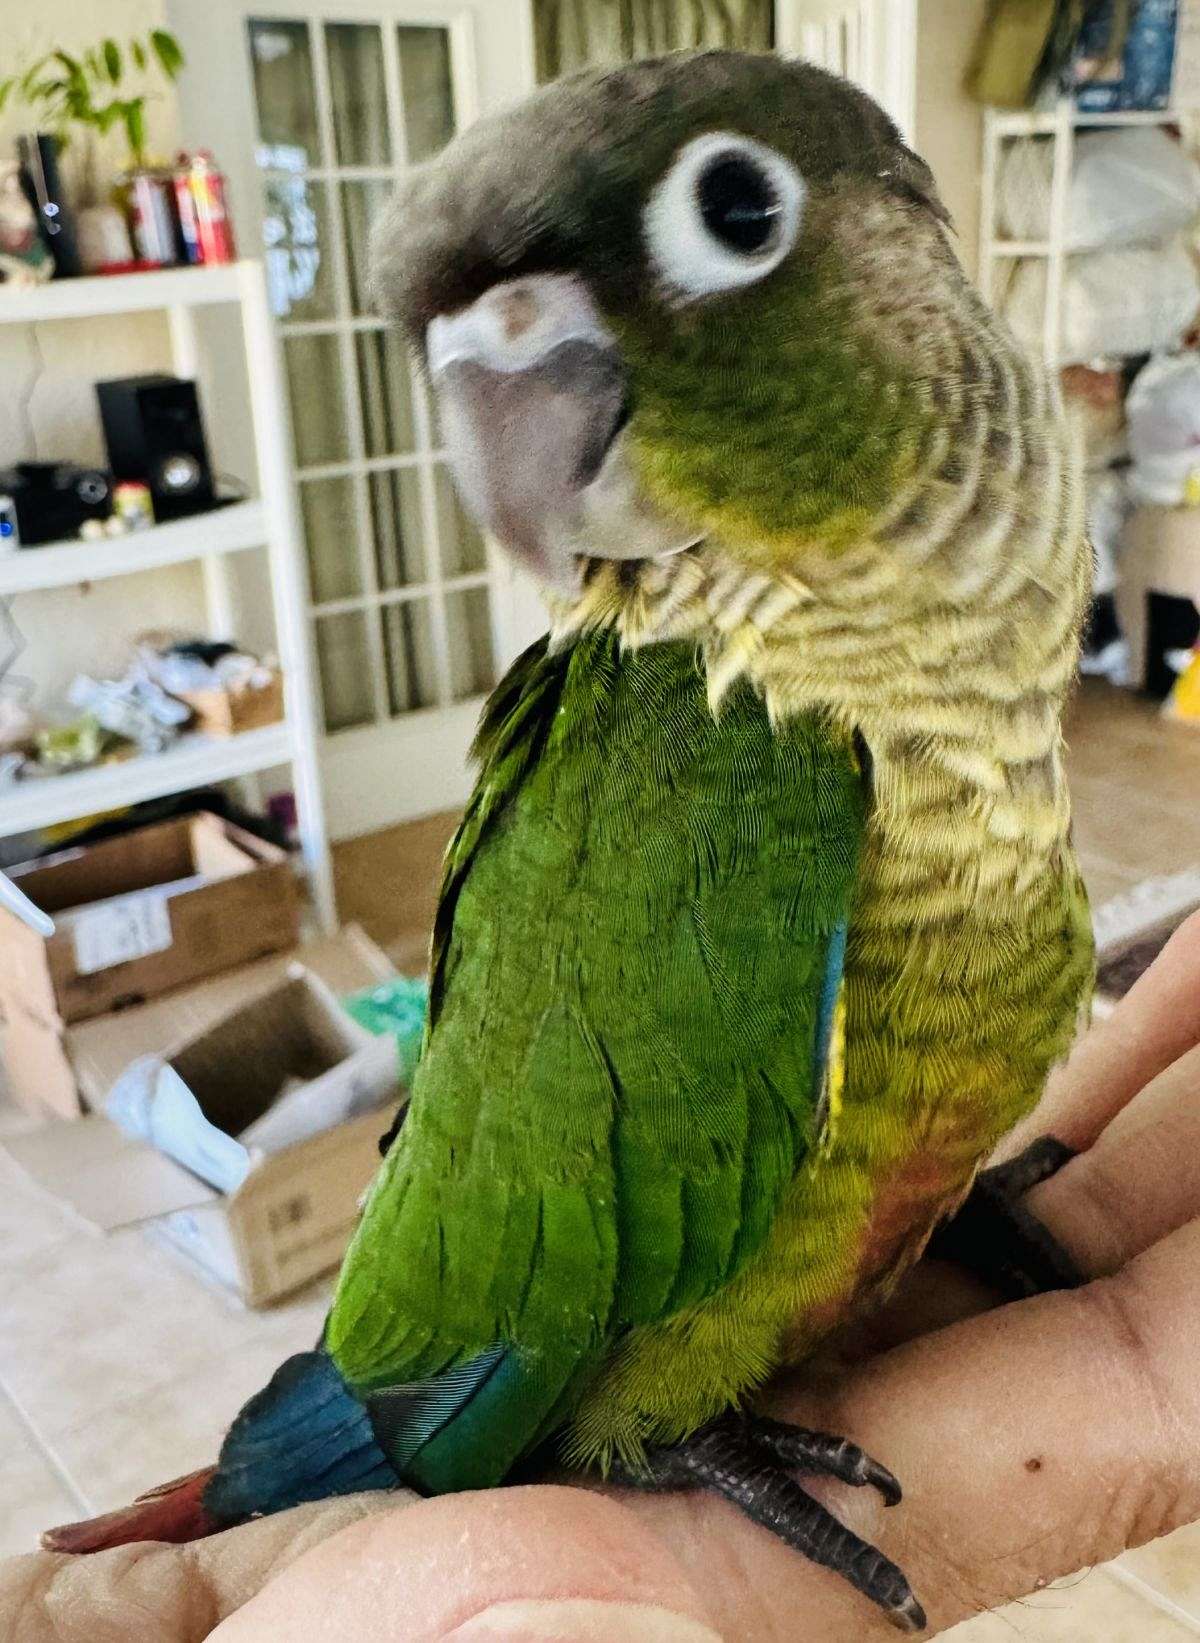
426;273;699;592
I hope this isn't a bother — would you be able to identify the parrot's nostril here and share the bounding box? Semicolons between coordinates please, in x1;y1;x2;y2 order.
497;286;539;340
426;273;615;377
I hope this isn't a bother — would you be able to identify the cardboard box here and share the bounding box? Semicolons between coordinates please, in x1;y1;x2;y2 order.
5;926;405;1307
181;670;285;737
0;813;300;1118
67;925;393;1109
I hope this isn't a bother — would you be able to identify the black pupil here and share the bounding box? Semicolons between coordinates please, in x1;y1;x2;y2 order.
697;155;779;254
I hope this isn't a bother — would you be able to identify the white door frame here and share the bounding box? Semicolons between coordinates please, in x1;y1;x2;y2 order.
775;0;918;140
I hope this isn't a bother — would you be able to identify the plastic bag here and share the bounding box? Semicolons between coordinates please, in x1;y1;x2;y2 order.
1087;469;1131;595
1126;353;1200;504
999;128;1200;250
343;974;429;1082
1003;238;1200;365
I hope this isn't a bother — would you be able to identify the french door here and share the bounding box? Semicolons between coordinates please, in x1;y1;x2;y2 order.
170;1;542;837
775;0;918;140
170;0;917;839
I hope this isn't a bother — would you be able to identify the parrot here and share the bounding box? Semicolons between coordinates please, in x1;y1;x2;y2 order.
43;50;1095;1631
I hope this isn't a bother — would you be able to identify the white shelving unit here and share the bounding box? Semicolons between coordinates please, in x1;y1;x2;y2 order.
0;261;336;932
979;101;1185;367
0;498;266;595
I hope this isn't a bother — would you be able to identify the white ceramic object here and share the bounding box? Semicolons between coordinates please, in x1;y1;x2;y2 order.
76;203;133;273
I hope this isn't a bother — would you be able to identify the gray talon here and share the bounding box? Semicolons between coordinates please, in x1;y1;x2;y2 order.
627;1412;924;1629
892;1592;928;1633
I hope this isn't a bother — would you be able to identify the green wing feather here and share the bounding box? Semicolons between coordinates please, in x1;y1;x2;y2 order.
326;627;864;1487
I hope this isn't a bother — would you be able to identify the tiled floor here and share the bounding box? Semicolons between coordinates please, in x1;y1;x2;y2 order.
2;678;1200;1641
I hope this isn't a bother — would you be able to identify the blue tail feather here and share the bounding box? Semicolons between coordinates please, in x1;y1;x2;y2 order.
204;1351;397;1521
204;1341;591;1524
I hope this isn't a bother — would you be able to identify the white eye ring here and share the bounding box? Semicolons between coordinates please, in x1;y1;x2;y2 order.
643;131;806;302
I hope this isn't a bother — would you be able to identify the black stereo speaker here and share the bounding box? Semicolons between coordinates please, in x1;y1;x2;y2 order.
96;374;216;521
0;462;112;546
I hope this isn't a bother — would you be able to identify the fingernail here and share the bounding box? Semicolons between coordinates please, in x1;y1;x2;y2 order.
443;1598;725;1641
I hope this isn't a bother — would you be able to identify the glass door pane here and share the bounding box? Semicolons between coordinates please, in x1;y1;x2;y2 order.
369;468;426;587
357;330;418;457
249;19;320;160
262;173;336;319
283;334;351;465
316;611;375;730
342;179;393;312
382;600;439;713
325;23;390;165
397;27;456;160
301;476;362;602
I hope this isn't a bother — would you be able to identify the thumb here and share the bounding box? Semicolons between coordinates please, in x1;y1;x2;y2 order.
0;1493;406;1643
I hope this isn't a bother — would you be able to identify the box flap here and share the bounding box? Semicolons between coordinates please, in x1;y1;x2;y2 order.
3;1114;217;1232
101;966;394;1194
67;924;395;1109
8;815;202;913
0;996;78;1118
0;904;61;1031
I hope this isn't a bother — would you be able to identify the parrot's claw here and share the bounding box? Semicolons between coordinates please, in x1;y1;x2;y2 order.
740;1411;903;1506
928;1136;1083;1301
630;1413;925;1631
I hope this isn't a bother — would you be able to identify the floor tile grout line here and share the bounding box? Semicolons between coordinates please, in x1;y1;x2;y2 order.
1109;1561;1200;1634
0;1370;92;1518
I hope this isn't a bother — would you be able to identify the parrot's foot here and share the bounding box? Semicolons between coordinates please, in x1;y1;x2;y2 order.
627;1412;925;1632
928;1136;1084;1301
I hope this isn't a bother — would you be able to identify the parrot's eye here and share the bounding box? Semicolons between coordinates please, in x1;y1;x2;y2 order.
644;131;805;301
698;155;779;253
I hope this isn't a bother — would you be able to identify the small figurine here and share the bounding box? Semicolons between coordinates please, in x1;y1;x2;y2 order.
0;160;53;285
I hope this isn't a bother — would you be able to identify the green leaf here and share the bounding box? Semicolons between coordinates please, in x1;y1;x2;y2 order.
0;80;13;114
85;48;103;79
53;56;84;90
149;29;184;78
125;99;146;163
103;39;122;83
20;58;50;96
130;38;147;72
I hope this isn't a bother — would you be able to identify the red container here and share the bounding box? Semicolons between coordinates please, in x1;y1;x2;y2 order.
174;152;236;265
124;170;181;267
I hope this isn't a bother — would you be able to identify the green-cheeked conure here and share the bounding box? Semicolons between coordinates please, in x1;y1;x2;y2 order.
46;51;1094;1630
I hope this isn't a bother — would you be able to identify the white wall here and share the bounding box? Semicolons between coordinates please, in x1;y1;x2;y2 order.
0;0;206;715
916;0;988;283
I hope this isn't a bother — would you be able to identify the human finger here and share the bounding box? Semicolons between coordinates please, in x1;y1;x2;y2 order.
0;1493;406;1643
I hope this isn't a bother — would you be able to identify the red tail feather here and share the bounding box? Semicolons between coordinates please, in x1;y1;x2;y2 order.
42;1466;223;1554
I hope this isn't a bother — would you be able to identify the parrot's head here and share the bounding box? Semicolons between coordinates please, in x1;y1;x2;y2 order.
372;51;1008;625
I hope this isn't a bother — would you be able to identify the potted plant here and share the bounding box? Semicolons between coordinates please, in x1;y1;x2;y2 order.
0;30;185;273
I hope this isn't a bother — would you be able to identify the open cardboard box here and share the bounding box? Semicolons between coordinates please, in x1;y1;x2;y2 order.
5;926;407;1306
0;813;300;1118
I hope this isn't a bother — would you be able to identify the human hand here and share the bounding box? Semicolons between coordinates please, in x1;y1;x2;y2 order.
5;911;1200;1642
